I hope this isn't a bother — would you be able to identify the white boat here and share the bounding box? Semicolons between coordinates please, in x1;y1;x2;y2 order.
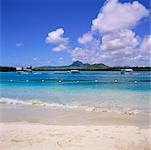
67;70;80;73
121;69;133;74
17;69;33;74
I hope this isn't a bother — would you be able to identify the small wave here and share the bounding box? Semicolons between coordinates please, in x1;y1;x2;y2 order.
0;97;94;111
0;97;149;114
0;97;28;105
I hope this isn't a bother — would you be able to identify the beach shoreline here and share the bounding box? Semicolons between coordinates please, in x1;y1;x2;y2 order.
0;104;150;127
0;104;151;150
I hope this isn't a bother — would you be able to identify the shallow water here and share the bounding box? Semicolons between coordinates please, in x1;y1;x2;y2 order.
0;71;151;113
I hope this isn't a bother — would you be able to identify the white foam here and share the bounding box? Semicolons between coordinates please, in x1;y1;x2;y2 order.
0;97;28;105
0;97;96;111
0;97;149;114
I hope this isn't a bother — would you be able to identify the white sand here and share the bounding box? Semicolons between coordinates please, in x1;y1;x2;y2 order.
0;122;150;150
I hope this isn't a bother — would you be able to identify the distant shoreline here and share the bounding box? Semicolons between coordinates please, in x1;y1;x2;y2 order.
0;68;151;72
1;60;151;72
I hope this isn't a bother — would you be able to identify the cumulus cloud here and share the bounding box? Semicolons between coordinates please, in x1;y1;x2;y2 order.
100;32;151;66
101;30;138;52
91;0;149;33
71;47;91;63
77;32;101;50
140;35;151;54
78;32;93;44
73;31;140;65
71;0;150;66
46;28;69;52
133;35;151;66
71;47;101;64
99;29;139;66
45;0;150;66
52;44;68;52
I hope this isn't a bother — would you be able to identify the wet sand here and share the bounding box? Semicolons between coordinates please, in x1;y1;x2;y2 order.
0;104;150;127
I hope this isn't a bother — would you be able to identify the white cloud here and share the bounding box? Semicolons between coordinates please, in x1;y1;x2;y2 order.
46;28;69;52
71;0;149;66
99;33;151;66
33;57;40;61
16;42;24;47
59;57;64;63
101;30;138;52
71;47;100;64
77;32;101;51
72;29;140;66
78;32;93;44
91;0;149;33
140;35;151;54
71;47;90;63
44;1;149;66
100;29;139;65
133;35;151;66
52;44;68;52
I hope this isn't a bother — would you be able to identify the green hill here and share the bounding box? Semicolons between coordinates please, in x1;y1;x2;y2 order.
33;61;109;71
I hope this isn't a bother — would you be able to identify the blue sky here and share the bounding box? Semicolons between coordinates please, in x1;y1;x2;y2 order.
1;0;151;67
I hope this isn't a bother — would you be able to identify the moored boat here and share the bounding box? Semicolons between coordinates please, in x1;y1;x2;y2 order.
67;70;80;73
121;69;133;74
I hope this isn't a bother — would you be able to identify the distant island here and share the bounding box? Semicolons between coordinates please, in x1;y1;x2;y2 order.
33;61;109;71
0;61;151;72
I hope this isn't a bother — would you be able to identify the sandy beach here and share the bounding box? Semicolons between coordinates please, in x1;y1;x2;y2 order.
0;123;151;150
0;104;151;150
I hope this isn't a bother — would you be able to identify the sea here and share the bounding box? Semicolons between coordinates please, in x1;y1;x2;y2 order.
0;71;151;114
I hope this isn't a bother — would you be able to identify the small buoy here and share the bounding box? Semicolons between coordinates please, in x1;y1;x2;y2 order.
26;80;29;82
134;80;137;84
41;80;45;83
95;80;98;82
76;80;79;83
114;79;118;83
10;80;13;82
58;80;62;83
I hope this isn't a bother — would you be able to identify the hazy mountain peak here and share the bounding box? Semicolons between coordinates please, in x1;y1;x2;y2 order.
70;61;84;67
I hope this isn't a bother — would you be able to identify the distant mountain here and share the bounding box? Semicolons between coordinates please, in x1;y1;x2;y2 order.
69;61;85;67
69;61;109;69
33;61;109;71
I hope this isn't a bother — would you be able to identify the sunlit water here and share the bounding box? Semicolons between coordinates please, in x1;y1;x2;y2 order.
0;71;151;113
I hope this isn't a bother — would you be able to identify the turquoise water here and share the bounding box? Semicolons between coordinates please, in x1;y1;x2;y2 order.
0;71;151;113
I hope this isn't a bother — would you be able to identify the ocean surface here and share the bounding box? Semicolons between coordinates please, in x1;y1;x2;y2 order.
0;71;151;114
